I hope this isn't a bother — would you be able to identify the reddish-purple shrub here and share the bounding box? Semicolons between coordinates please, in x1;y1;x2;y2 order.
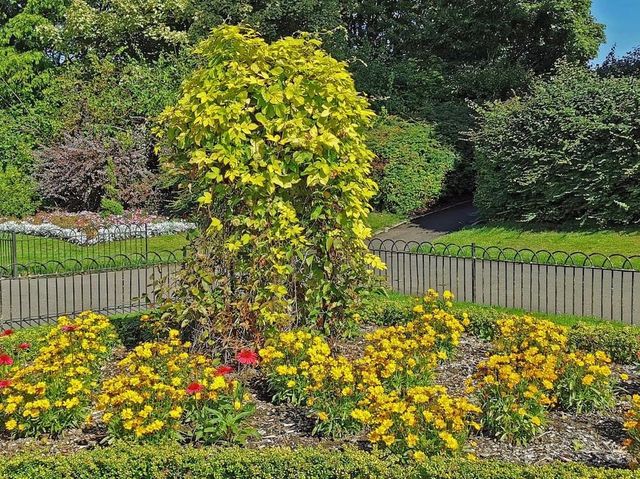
35;132;158;212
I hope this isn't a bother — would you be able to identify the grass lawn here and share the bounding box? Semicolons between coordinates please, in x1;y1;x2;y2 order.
0;233;190;275
367;211;405;233
419;223;640;270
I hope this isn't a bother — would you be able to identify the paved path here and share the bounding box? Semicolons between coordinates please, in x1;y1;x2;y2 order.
375;202;479;243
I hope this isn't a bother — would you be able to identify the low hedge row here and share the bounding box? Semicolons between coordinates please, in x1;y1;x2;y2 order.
0;445;636;479
361;293;640;364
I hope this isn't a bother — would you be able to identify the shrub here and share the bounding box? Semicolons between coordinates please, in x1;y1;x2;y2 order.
1;444;638;479
568;323;640;365
360;293;413;326
96;330;253;444
36;133;109;211
0;166;39;218
368;116;456;215
109;311;157;349
36;132;156;212
0;312;117;436
155;26;383;352
473;63;640;226
99;197;125;216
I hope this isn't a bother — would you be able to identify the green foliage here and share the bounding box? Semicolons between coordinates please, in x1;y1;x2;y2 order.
453;304;502;341
345;0;604;193
360;293;413;326
1;444;638;478
0;0;607;204
555;351;616;414
108;311;157;349
54;55;192;135
598;46;640;78
0;165;39;218
156;26;383;351
474;63;640;226
367;115;456;215
568;323;640;365
99;198;124;216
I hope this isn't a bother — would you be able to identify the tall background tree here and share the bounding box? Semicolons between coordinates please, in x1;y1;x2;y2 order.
0;0;605;217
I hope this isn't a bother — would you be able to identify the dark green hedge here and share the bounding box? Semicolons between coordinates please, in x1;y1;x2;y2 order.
473;63;640;226
0;445;636;479
368;116;456;215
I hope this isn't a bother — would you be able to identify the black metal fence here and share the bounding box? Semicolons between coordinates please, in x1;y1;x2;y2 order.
0;225;189;277
0;250;183;329
2;237;639;329
369;239;640;325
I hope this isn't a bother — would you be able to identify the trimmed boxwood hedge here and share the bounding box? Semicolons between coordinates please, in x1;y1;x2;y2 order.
0;445;636;479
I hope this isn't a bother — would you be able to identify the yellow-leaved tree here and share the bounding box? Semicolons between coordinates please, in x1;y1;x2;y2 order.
155;25;384;354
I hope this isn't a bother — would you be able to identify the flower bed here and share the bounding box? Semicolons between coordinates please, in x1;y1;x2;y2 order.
1;298;639;470
0;210;196;245
0;313;255;452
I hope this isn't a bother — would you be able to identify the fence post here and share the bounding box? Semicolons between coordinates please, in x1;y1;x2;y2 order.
471;242;477;303
144;224;149;264
10;232;17;278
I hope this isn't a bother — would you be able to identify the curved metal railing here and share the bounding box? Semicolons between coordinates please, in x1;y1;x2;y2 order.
367;239;640;272
0;249;184;278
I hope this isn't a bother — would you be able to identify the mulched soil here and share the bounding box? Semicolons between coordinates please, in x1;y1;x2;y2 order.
1;331;638;469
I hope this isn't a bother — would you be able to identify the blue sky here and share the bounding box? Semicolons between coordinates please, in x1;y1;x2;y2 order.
592;0;640;63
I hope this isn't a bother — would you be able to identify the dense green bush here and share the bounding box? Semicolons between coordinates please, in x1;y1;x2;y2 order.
474;64;640;226
361;292;413;326
568;323;640;365
0;166;39;218
368;116;457;215
0;444;636;479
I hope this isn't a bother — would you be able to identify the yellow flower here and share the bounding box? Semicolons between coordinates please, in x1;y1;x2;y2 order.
413;451;427;462
581;374;595;386
5;419;17;431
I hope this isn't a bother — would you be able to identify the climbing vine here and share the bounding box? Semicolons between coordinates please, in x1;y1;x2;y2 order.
155;26;384;350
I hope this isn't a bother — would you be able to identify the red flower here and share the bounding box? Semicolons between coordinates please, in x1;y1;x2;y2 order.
215;365;234;376
186;382;204;395
236;349;259;365
0;379;11;388
61;325;79;332
1;329;13;337
0;354;13;366
18;343;30;350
